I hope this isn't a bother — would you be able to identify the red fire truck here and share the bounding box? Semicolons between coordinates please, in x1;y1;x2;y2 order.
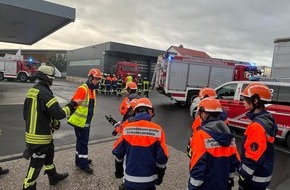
0;51;38;82
153;55;258;106
116;61;139;81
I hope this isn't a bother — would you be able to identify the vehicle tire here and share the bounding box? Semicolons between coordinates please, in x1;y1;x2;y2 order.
18;73;28;82
0;72;4;81
186;91;198;107
286;133;290;148
29;77;36;83
192;108;197;119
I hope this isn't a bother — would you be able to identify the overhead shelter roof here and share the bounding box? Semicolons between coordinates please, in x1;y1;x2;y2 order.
0;0;75;45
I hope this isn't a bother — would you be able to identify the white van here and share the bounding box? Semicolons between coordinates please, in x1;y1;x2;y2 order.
190;81;290;147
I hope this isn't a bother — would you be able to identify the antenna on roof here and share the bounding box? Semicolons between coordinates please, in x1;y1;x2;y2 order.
16;47;21;56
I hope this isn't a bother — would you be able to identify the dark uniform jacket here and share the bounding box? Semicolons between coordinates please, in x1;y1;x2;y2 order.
23;82;72;150
239;110;278;189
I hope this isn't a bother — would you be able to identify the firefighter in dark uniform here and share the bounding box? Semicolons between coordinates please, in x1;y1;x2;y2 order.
137;74;143;96
100;73;106;93
105;73;112;94
22;64;81;190
238;83;278;190
143;77;150;98
117;75;123;96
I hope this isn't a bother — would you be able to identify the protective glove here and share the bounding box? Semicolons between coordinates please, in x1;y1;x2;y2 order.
23;148;33;160
51;119;60;131
238;175;250;190
156;167;166;185
115;160;124;178
227;178;234;190
112;130;118;136
105;115;118;126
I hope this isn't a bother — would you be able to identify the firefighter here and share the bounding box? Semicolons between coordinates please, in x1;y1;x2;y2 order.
113;98;169;190
105;73;112;94
137;74;143;96
143;77;150;98
191;87;228;133
68;68;102;175
99;73;106;94
238;83;278;190
22;64;81;190
117;75;123;96
125;74;133;88
188;97;240;190
111;98;138;136
119;82;140;122
187;87;229;158
111;74;118;94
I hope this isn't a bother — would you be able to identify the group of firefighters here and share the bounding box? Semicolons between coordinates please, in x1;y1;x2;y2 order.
98;73;150;97
0;63;277;190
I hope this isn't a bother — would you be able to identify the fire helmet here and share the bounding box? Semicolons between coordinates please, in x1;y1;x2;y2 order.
127;82;137;90
198;97;223;113
35;63;61;82
88;68;102;78
241;83;271;102
134;98;153;110
129;99;138;110
198;87;217;99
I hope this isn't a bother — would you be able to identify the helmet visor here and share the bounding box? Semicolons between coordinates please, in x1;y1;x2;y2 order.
53;66;61;78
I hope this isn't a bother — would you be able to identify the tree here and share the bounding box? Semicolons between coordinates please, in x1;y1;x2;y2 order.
47;54;68;72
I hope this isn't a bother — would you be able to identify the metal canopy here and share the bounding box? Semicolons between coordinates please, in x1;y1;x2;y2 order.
0;0;75;45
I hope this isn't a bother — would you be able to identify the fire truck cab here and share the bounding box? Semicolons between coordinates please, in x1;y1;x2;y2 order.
216;81;290;148
116;61;139;81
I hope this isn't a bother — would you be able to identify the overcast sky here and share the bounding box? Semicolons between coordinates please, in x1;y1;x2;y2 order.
1;0;290;67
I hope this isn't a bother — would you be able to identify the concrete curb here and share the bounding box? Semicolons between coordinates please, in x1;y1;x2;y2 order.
0;136;118;163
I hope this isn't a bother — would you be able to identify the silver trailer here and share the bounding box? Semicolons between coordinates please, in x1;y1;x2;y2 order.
271;37;290;82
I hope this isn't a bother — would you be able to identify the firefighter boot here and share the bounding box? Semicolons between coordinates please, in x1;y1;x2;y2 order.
44;168;69;185
0;167;9;175
119;183;125;190
22;182;36;190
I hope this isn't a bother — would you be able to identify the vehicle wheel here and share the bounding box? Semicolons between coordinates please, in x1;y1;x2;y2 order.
0;73;4;81
192;108;197;119
18;73;28;82
286;133;290;148
29;77;36;83
186;91;198;107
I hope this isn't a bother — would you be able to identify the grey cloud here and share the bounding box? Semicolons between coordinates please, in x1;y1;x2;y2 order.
1;0;290;66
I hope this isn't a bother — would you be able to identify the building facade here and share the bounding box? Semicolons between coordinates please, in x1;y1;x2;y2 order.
66;41;164;82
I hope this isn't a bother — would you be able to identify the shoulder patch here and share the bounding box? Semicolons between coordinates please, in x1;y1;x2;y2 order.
250;142;259;151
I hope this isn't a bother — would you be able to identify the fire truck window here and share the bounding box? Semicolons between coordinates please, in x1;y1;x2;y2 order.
277;86;290;104
216;84;237;100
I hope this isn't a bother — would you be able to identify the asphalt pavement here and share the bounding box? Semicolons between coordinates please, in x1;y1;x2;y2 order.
0;80;289;190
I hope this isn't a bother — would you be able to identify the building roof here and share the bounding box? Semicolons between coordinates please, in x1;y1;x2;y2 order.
0;0;75;45
168;45;211;58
